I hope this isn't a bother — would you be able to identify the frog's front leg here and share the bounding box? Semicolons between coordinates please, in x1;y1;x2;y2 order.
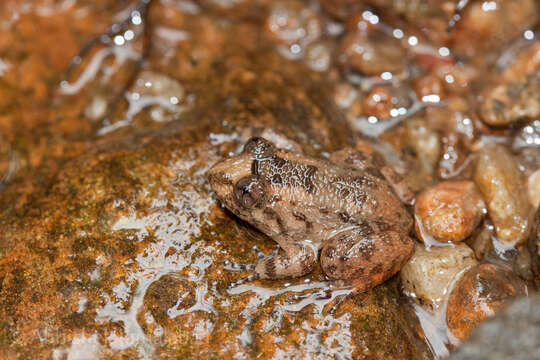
320;221;414;293
254;239;317;280
226;239;317;288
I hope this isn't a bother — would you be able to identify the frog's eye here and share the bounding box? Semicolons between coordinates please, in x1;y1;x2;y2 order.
243;137;274;160
234;175;265;208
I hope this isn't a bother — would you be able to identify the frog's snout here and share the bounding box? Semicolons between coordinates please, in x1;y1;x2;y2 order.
206;161;231;192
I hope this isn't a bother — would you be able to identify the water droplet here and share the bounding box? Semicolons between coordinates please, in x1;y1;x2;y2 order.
408;36;418;46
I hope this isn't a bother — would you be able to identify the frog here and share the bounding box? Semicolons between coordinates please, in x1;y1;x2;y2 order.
207;136;415;293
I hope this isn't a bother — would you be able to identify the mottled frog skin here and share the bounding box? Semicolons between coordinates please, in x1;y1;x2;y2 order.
207;137;414;292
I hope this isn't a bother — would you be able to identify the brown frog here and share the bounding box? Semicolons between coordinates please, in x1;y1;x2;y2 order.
207;137;414;293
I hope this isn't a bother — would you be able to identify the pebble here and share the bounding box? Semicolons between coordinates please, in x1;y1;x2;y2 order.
465;224;494;261
265;1;322;54
446;263;527;341
340;31;406;75
479;73;540;126
474;144;532;247
449;295;540;360
528;205;540;289
528;169;540;208
400;243;477;311
414;181;485;243
404;117;440;177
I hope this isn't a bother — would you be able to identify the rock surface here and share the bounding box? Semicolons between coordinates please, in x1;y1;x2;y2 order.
414;181;485;243
400;243;477;311
446;263;528;341
0;1;431;359
0;0;538;359
449;295;540;360
474;144;532;247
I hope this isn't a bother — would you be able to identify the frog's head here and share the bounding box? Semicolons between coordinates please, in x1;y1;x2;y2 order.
207;137;275;216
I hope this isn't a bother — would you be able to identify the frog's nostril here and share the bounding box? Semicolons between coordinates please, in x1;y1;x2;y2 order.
207;170;233;188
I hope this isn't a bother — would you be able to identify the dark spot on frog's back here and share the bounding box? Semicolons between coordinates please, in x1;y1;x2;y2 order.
271;173;282;185
360;246;374;261
353;175;375;188
374;221;391;232
301;165;317;193
370;263;383;276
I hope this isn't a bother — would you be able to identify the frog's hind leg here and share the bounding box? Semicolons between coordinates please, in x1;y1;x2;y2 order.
320;221;414;293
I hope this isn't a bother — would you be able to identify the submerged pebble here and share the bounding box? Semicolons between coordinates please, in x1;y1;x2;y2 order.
265;1;322;58
446;263;527;341
415;181;485;243
528;169;540;208
479;73;540;126
465;223;495;261
400;243;477;311
474;144;532;247
340;30;407;75
528;206;540;288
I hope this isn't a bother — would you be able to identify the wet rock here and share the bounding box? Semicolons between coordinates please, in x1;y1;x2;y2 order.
437;132;471;179
414;181;485;243
446;263;528;341
449;294;540;360
400;243;477;311
403;117;441;178
479;73;540;127
432;63;479;96
528;205;540;289
415;74;444;102
265;1;322;59
529;170;540;208
0;4;430;357
304;41;332;72
340;30;407;75
513;244;533;281
450;0;539;57
513;119;540;153
362;86;394;119
515;147;540;176
500;40;540;82
474;144;532;247
465;224;495;261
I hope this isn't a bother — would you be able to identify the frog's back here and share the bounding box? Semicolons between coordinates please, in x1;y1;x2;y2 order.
260;150;411;231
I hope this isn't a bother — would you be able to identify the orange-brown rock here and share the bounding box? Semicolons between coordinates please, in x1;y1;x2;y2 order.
446;263;528;341
415;181;485;243
474;144;532;247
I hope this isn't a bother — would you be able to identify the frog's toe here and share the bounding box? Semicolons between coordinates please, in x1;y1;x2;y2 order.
252;245;266;260
223;260;256;271
291;289;332;301
252;245;280;260
227;273;260;290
